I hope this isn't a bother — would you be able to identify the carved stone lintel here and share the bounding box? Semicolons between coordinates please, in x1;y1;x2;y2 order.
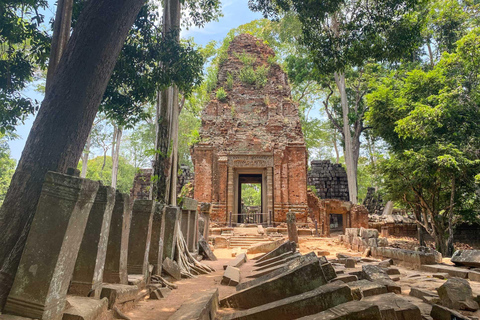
228;155;273;168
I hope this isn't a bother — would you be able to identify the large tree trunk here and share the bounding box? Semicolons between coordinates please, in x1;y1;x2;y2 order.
334;72;358;204
80;133;92;178
152;0;181;205
0;0;145;309
111;125;123;189
446;177;455;256
45;0;73;93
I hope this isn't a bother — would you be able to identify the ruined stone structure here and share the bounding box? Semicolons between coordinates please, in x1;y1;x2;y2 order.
308;160;349;201
192;34;308;224
131;168;153;200
363;187;384;215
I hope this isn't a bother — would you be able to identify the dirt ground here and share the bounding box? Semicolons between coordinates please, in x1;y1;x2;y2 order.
126;235;480;319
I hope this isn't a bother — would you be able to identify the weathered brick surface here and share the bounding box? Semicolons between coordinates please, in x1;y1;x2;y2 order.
192;34;308;223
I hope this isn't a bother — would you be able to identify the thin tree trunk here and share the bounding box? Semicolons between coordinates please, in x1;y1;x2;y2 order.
111;126;123;189
80;133;91;178
45;0;73;93
0;0;145;309
334;71;358;204
446;177;455;256
152;0;181;205
332;129;340;164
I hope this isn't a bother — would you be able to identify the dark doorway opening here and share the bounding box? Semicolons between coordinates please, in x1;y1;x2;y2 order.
238;174;263;223
330;214;344;234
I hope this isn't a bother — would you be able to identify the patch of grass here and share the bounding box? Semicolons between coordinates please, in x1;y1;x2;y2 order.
235;50;256;66
226;72;234;90
216;87;227;102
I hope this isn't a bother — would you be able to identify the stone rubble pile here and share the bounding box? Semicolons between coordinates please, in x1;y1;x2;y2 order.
0;171;215;320
307;160;349;201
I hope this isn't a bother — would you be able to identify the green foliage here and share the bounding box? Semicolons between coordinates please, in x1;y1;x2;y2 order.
226;72;234;90
0;0;50;132
235;50;257;66
78;156;137;193
216;87;227;101
239;66;257;85
101;4;204;128
239;65;270;88
0;132;16;205
241;183;261;207
366;29;480;253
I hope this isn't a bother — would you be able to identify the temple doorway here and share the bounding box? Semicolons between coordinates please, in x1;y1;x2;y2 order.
234;171;267;224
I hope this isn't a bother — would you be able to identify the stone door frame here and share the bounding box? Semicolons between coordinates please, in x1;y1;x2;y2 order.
226;154;274;225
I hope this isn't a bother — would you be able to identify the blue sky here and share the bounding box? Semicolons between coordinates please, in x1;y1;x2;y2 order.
9;0;263;161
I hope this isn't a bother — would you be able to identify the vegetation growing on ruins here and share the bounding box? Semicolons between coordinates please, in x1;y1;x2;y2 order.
216;87;228;101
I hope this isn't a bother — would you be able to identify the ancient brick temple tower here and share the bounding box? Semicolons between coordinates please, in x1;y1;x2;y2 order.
192;34;308;224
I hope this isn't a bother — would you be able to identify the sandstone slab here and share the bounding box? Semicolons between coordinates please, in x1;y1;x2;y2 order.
430;304;469;320
4;173;99;320
249;239;288;257
437;278;479;311
163;257;181;281
222;266;241;286
451;249;480;268
62;296;108;320
168;289;218;320
100;284;138;309
296;301;382;320
221;258;327;309
363;293;422;320
347;280;388;299
199;235;217;261
222;283;352;320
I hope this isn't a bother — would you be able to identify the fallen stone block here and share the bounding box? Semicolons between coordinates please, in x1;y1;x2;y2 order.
345;259;355;268
248;254;305;279
254;251;294;267
247;238;286;255
433;273;449;280
430;304;470;320
296;300;382;320
198;235;217;261
221;257;328;309
253;240;293;261
371;247;436;268
386;267;400;275
225;253;247;270
375;279;402;294
332;275;358;283
317;250;330;256
222;283;353;320
409;288;440;304
322;262;338;282
237;252;318;291
437;278;479;311
469;271;480;282
377;259;393;268
347;280;388;299
163;257;182;281
253;253;301;272
363;293;422;320
62;296;108;320
168;289;218;320
222;266;241;286
451;249;480;268
100;284;138;309
360;227;379;239
421;264;469;279
214;236;229;248
362;265;390;281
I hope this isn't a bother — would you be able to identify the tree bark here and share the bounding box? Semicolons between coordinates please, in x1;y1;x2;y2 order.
45;0;73;93
80;133;91;178
334;71;358;204
0;0;145;309
446;177;455;256
152;0;181;205
332;129;340;164
111;126;123;189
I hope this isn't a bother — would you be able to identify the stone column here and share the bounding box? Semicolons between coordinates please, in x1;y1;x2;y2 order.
188;208;198;252
127;200;154;280
103;192;131;284
4;172;99;320
227;166;234;223
267;167;273;225
162;206;180;261
149;202;165;275
69;185;115;298
286;210;299;245
181;198;198;252
200;202;211;241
